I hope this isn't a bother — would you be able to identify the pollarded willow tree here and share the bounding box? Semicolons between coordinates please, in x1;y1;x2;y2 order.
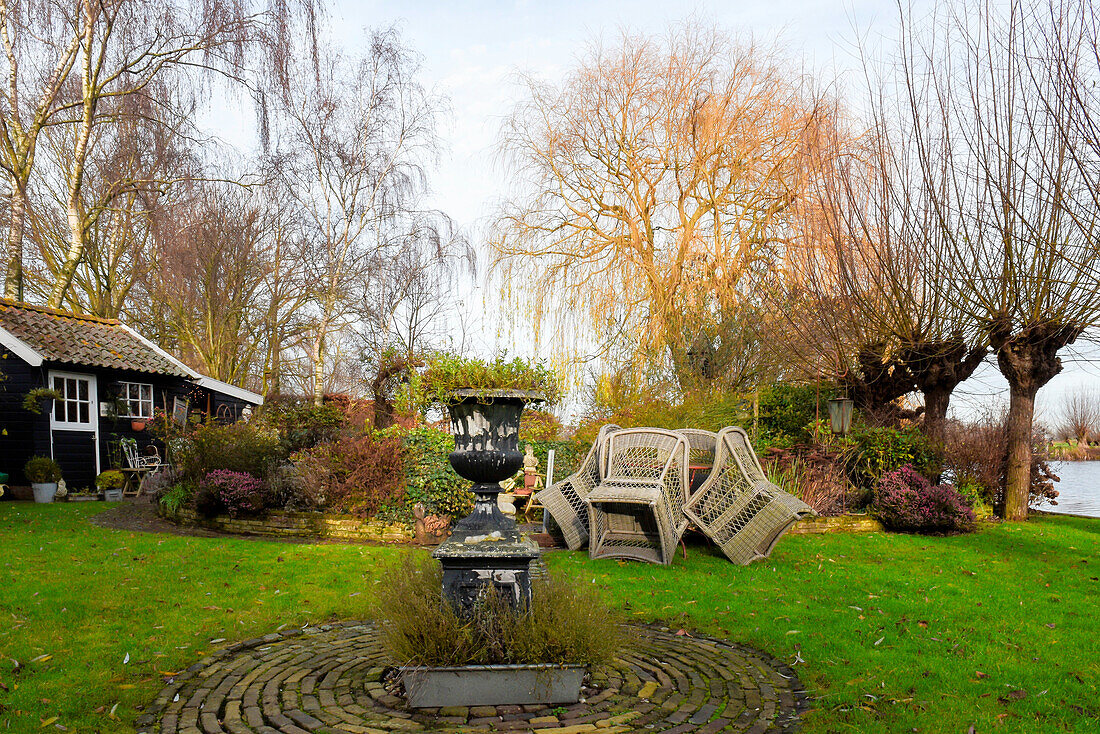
899;0;1100;520
794;97;988;442
492;24;835;393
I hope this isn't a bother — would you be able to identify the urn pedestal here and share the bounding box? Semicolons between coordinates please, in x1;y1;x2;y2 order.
432;389;542;613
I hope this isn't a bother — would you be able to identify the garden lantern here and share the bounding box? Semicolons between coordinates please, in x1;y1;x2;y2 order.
827;397;854;435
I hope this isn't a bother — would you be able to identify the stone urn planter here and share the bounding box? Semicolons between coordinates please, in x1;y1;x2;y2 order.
403;663;585;708
433;389;543;612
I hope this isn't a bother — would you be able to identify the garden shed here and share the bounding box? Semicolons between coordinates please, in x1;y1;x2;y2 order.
0;299;262;491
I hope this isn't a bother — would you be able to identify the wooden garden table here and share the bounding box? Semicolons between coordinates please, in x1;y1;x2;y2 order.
120;467;152;497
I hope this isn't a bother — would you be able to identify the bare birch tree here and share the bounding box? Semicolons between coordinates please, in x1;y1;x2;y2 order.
271;28;446;405
0;0;80;300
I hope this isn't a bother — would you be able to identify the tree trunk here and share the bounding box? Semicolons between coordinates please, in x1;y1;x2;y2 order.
50;193;88;308
48;2;95;310
905;342;987;445
922;386;951;445
310;326;326;407
3;180;26;300
1003;381;1037;521
992;323;1078;521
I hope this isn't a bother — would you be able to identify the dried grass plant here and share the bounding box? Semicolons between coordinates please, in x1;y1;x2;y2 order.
373;556;621;668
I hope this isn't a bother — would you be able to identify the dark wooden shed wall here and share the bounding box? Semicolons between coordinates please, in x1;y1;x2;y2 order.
1;354;259;491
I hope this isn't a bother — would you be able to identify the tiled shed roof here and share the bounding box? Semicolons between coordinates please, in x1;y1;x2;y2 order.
0;299;192;377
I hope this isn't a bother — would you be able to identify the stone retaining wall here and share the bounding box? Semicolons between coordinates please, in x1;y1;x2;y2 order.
165;508;881;544
168;508;414;542
788;514;884;534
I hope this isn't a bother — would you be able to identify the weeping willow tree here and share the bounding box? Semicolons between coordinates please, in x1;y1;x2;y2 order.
492;23;836;395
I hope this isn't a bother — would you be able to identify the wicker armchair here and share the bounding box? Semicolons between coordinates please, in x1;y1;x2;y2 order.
677;428;718;496
587;428;690;565
536;424;620;550
683;426;815;565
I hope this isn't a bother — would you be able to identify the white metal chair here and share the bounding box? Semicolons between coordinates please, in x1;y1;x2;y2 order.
120;438;162;496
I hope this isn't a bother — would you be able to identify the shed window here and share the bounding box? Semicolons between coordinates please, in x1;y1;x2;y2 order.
119;382;153;419
52;375;93;426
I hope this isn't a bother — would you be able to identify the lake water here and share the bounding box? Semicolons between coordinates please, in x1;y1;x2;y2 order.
1033;461;1100;518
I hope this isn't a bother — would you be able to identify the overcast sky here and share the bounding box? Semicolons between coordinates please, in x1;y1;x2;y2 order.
207;0;1099;424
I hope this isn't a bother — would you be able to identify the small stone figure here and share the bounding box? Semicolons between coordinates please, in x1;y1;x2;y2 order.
522;444;540;493
55;478;67;499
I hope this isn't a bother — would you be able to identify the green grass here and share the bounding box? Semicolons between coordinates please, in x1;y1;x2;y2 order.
1;504;1098;733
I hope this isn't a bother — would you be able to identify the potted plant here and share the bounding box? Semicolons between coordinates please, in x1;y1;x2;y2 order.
22;387;63;415
96;470;126;501
130;419;146;432
376;558;618;708
24;456;62;503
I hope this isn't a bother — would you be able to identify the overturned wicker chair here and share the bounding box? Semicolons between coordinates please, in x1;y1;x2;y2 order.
684;426;815;565
536;423;620;550
677;428;718;496
587;428;690;565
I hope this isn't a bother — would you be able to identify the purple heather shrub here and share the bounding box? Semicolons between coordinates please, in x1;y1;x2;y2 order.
872;464;975;533
201;470;265;518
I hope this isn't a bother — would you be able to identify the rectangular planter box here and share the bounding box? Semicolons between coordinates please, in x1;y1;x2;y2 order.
402;664;585;708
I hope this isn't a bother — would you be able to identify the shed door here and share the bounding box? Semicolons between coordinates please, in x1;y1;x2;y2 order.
48;371;100;489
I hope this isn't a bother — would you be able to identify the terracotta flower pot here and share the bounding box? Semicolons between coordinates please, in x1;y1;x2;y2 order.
131;420;146;432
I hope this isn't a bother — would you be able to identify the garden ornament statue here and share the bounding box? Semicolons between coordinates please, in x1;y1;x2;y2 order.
432;390;542;614
55;478;67;499
523;443;539;492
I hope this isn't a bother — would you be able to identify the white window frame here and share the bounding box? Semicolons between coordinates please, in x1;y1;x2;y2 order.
47;370;101;477
118;381;154;419
49;371;99;431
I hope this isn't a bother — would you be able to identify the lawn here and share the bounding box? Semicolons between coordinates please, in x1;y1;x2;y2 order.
0;504;1097;733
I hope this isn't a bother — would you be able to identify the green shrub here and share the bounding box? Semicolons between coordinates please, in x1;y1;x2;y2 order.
576;390;751;440
258;398;348;453
158;482;193;515
95;470;125;491
757;382;834;445
193;485;223;518
24;456;62;483
374;556;621;667
846;424;941;491
175;421;283;483
399;427;473;519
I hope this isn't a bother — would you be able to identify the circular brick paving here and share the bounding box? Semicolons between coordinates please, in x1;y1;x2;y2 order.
139;622;807;733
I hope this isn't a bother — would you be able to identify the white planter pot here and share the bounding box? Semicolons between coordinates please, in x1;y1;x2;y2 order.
31;483;57;503
402;663;585;708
